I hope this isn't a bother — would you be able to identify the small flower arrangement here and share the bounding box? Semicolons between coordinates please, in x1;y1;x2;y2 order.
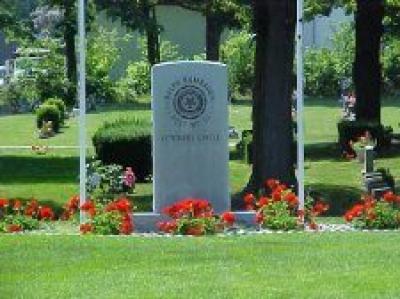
157;198;236;236
243;179;329;230
0;198;54;233
86;160;136;204
31;145;49;155
80;197;134;235
344;192;400;229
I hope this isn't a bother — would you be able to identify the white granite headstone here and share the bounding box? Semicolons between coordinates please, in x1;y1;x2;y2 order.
152;61;229;213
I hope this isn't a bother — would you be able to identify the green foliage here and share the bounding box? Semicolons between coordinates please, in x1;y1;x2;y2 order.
92;118;152;181
260;201;298;231
115;37;181;102
87;26;121;102
36;104;61;132
2;214;40;232
352;201;400;230
383;37;400;92
304;23;354;96
86;160;135;204
92;210;122;235
221;31;255;97
43;97;66;122
33;39;72;105
236;129;253;163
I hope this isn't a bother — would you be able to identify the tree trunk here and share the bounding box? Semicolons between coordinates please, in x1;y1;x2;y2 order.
206;14;223;61
144;5;160;65
354;0;384;123
247;0;296;191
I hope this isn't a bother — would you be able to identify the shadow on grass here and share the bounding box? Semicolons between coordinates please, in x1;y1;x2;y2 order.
0;155;78;183
305;142;343;162
89;101;151;114
131;194;153;212
307;184;361;216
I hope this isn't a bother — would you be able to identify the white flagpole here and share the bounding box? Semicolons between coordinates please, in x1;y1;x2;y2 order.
296;0;305;211
78;0;86;223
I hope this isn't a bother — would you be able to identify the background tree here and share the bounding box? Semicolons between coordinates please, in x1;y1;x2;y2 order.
96;0;161;65
165;0;250;61
247;0;296;190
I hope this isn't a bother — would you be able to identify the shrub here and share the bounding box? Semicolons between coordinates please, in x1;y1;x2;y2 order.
86;160;136;204
36;104;61;132
157;198;235;235
236;130;253;164
44;97;66;122
0;199;54;233
344;193;400;229
221;31;255;97
80;197;134;235
115;61;151;102
243;179;329;230
92;118;152;181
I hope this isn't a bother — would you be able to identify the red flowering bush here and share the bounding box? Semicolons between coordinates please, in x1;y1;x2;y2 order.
344;192;400;229
80;197;134;235
157;198;236;235
244;179;329;230
0;198;55;233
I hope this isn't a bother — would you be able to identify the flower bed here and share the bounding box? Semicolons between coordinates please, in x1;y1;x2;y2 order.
157;198;235;236
243;179;329;230
344;192;400;229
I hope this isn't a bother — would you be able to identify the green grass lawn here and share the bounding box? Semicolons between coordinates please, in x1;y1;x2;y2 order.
1;232;400;298
0;97;399;215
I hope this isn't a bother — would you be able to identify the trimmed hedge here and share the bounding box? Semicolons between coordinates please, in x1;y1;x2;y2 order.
337;120;392;153
44;97;66;122
92;118;152;181
36;104;61;133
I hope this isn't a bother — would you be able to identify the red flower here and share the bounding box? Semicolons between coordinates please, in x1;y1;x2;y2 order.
255;212;264;225
383;191;397;203
284;192;298;207
7;224;22;233
116;198;131;214
312;201;329;216
13;200;22;210
221;211;235;226
309;222;318;230
257;196;269;208
119;214;133;235
66;195;79;210
24;200;39;217
243;193;255;205
80;223;93;234
0;198;9;209
185;225;205;236
157;220;178;233
265;179;280;191
81;200;96;217
38;206;54;220
344;211;354;222
272;189;283;202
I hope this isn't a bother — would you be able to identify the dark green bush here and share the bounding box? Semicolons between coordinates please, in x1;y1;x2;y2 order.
93;118;152;181
44;97;66;122
236;130;253;164
36;104;61;132
337;120;392;153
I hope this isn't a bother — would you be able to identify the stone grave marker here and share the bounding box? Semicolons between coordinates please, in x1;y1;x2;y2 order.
152;61;230;214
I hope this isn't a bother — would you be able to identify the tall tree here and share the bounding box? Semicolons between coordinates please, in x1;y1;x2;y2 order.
247;0;296;189
353;0;384;123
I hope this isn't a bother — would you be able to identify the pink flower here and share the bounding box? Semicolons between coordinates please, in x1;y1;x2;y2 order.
123;167;136;188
